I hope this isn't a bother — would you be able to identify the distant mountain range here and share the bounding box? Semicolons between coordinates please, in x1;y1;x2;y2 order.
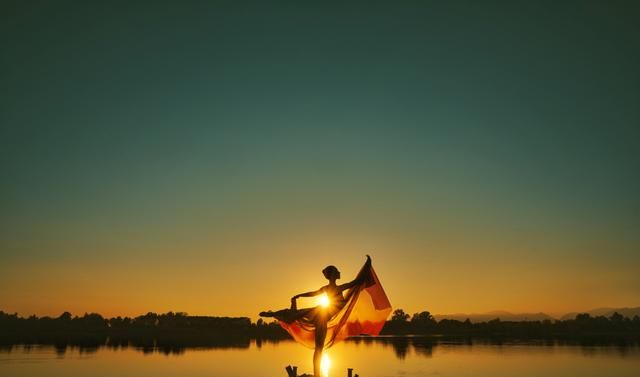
434;311;554;323
559;307;640;321
433;307;640;323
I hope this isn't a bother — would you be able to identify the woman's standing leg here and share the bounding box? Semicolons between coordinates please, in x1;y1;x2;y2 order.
313;315;328;376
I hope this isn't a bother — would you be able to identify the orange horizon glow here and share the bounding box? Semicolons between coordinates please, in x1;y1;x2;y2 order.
1;248;637;320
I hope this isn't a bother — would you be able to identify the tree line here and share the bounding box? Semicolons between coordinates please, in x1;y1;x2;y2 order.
0;310;288;352
2;308;639;346
381;309;640;337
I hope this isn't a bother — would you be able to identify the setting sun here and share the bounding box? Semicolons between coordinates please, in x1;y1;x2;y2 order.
318;293;330;308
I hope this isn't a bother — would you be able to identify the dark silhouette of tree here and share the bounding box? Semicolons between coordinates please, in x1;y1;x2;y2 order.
411;311;435;323
391;309;410;322
410;311;437;333
576;313;592;322
610;312;624;322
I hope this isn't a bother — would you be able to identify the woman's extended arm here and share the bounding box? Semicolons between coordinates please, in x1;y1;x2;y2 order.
338;279;360;291
338;255;372;291
292;288;323;300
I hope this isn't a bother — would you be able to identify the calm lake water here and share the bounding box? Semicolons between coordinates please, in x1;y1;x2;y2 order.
1;338;639;377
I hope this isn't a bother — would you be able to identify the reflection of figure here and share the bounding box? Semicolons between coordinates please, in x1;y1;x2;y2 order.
260;256;372;377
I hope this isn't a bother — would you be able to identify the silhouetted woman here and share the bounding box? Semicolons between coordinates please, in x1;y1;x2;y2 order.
260;255;372;377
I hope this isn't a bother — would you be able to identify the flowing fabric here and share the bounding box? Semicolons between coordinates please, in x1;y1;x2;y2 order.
272;261;392;349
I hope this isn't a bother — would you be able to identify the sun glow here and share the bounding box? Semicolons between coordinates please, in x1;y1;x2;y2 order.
321;353;331;377
318;293;330;307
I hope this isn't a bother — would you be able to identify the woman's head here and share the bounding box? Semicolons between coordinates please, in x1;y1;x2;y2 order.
322;265;341;280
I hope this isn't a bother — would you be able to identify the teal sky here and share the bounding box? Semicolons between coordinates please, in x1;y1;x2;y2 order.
1;1;639;318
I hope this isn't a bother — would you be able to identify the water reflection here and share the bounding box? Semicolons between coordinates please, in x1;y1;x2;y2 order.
2;336;639;359
0;336;256;356
320;354;331;377
2;338;640;377
346;336;640;360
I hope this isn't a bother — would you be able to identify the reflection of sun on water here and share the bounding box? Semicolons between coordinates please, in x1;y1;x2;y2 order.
321;354;331;377
318;293;330;308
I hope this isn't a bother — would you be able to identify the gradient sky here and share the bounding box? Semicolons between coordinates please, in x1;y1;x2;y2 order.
1;1;639;319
